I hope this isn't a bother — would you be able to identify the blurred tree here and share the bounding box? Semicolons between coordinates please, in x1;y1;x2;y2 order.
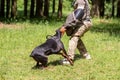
52;0;55;14
112;0;115;17
99;0;105;17
0;0;5;17
117;0;120;17
57;0;63;18
91;0;100;17
0;1;1;17
106;0;111;3
6;0;10;18
30;0;35;18
35;0;43;17
1;0;120;19
24;0;28;17
44;0;49;17
11;0;17;18
91;0;105;18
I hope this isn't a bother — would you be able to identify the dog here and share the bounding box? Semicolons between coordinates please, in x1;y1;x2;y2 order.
30;29;73;69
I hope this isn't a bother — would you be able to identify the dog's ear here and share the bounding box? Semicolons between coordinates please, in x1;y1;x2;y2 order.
54;28;63;38
46;35;52;39
55;29;61;34
55;28;60;32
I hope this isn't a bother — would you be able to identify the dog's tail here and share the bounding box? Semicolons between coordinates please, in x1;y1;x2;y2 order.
30;51;34;57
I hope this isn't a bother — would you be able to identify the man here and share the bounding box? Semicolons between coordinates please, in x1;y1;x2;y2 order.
60;0;92;64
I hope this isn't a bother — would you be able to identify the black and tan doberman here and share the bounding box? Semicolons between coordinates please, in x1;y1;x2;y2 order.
30;29;73;69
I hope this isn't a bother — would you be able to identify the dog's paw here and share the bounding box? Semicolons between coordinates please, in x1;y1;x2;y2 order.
32;65;47;70
32;65;39;69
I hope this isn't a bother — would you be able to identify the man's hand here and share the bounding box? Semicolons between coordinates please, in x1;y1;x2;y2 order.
60;27;66;36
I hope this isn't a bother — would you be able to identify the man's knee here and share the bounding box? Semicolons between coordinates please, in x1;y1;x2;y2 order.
70;36;79;42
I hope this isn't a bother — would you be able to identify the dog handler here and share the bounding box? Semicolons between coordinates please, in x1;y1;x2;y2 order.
60;0;92;64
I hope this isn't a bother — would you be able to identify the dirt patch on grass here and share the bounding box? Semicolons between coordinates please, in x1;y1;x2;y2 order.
99;19;112;24
0;22;22;29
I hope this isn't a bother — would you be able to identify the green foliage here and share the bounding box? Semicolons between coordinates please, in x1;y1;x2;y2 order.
16;0;73;17
0;18;120;80
106;0;111;3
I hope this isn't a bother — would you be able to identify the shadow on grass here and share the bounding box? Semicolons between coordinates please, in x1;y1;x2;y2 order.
47;54;82;66
30;54;85;70
48;59;61;66
91;19;120;37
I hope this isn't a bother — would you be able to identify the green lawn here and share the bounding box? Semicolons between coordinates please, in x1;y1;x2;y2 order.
0;18;120;80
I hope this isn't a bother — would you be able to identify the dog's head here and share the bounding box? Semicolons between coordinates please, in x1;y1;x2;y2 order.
54;29;62;38
46;28;63;40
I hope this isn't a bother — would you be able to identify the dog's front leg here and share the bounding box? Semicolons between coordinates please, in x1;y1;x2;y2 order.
61;50;74;66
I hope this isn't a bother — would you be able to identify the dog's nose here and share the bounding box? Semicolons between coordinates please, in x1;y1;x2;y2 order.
60;27;66;36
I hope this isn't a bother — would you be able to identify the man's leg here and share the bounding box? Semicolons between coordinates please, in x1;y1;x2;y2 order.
73;21;92;59
67;36;79;60
77;39;91;59
61;21;92;64
61;36;79;64
61;25;89;64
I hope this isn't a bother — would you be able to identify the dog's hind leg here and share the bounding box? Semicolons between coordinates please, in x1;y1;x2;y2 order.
36;62;40;66
31;56;41;69
40;56;48;68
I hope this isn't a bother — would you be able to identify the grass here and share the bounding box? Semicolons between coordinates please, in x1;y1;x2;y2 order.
0;18;120;80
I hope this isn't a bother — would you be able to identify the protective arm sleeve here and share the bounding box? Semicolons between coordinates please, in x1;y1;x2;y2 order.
84;0;91;19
